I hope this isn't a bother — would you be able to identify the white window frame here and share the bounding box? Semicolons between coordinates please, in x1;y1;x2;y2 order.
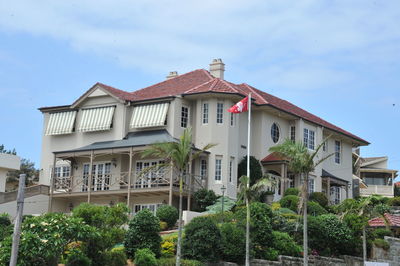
82;162;112;192
200;159;207;179
290;126;296;142
135;159;166;188
308;178;315;193
330;186;341;204
271;122;280;143
335;140;341;164
303;128;315;150
215;156;222;182
217;102;224;124
181;105;189;128
229;157;234;183
134;203;163;215
230;112;234;127
202;102;209;124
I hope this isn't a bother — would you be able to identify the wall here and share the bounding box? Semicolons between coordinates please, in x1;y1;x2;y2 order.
0;153;21;192
0;194;49;218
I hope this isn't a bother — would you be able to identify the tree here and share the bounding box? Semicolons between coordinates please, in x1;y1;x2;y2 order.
237;156;263;185
141;127;216;266
0;144;16;155
269;139;333;266
193;188;218;212
7;158;39;186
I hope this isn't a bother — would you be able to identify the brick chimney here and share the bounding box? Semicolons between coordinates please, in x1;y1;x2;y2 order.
166;71;178;79
209;59;225;79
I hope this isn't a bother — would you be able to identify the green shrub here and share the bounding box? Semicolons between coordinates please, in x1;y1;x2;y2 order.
272;231;302;257
160;221;168;231
193;189;218;212
238;156;263;185
308;201;328;216
271;212;298;235
134;248;158;266
0;213;11;227
125;209;161;259
220;222;245;263
284;188;300;196
157;258;204;266
309;192;328;208
388;196;400;206
102;249;127;266
263;248;279;261
280;195;300;212
372;228;392;239
182;216;221;262
373;239;390;250
156;205;178;229
161;235;176;258
66;251;92;266
203;211;235;224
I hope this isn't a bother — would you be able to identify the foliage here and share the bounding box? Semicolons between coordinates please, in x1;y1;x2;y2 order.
156;205;178;229
280;195;300;212
394;186;400;197
193;189;218;212
0;213;98;266
271;202;281;210
0;144;16;154
220;222;246;263
0;213;11;227
237;175;275;205
161;234;177;258
182;216;221;262
371;228;392;239
237;156;263;185
134;248;158;266
307;201;328;216
271;211;299;235
388;196;400;206
102;248;128;266
157;258;204;266
372;238;390;250
272;231;302;257
284;188;300;196
6;158;39;185
160;221;168;231
204;197;236;214
125;209;161;259
308;214;353;256
204;211;235;224
263;248;279;261
309;192;328;208
65;251;92;266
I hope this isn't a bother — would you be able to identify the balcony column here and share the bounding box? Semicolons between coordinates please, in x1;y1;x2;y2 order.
326;177;331;205
127;148;133;210
280;163;285;196
48;154;56;212
87;150;94;203
169;165;174;205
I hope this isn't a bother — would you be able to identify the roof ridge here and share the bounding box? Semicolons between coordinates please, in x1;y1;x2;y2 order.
220;79;242;93
241;83;268;104
184;79;216;94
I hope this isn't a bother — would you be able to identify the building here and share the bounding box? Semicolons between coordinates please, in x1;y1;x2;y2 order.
0;153;20;193
353;151;398;197
39;59;369;213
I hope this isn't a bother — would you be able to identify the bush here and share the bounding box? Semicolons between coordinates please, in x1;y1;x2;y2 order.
220;222;245;263
238;156;263;185
102;248;127;266
308;201;328;216
271;212;298;235
388;196;400;206
182;216;221;262
156;205;178;229
372;228;392;239
65;251;92;266
0;213;11;227
160;221;168;231
309;192;328;208
373;239;390;250
134;248;158;266
193;189;218;212
203;211;234;224
264;248;279;261
284;188;300;196
272;231;302;257
125;209;161;259
280;195;300;212
157;258;204;266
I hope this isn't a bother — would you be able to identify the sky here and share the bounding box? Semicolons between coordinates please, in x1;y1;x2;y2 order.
0;0;399;176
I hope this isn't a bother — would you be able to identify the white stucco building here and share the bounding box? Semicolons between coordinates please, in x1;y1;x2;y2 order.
38;59;369;213
0;153;20;193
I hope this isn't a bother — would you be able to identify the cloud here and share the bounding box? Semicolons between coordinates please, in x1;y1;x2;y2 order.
0;0;399;89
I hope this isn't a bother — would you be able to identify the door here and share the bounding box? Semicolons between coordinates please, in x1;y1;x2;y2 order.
82;162;111;192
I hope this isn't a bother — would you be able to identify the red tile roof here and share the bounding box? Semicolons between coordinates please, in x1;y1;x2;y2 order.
368;213;400;227
261;152;288;163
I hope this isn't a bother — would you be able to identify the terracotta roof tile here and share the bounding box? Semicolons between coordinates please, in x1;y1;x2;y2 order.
261;152;288;163
368;213;400;227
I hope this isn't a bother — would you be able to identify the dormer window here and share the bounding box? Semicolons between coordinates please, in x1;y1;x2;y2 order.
130;103;169;128
78;106;115;132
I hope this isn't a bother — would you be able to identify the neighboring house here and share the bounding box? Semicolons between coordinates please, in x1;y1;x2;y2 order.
39;59;369;213
353;153;398;198
0;153;20;192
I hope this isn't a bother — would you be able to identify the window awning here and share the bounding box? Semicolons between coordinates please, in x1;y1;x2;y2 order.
46;111;77;135
130;103;169;128
78;106;115;132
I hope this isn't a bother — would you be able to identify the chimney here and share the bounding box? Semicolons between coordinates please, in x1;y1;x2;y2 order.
166;71;178;79
209;58;225;79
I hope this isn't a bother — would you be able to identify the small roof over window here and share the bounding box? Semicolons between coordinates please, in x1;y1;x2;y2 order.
130;103;169;128
46;111;77;135
78;106;115;132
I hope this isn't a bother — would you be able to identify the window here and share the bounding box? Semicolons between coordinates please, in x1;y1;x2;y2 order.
134;203;162;215
135;160;166;188
335;140;341;164
181;106;189;128
229;157;234;183
323;141;327;152
288;173;295;188
215;156;222;181
290;126;296;142
200;159;207;179
308;178;315;193
303;128;315;150
330;187;341;204
217;102;224;124
230;113;234;126
271;123;280;143
46;111;77;135
130;103;169;128
78;106;115;132
202;102;209;124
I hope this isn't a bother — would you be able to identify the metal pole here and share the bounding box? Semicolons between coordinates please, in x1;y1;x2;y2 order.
10;174;26;266
245;93;251;266
187;153;193;211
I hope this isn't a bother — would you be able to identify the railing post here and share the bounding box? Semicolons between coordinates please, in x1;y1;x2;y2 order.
87;150;94;203
187;155;193;211
48;154;56;212
169;166;173;206
127;148;133;210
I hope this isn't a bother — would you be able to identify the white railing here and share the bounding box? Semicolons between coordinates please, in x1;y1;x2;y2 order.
360;185;394;197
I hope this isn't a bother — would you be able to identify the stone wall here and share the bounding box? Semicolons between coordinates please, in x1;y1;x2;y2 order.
372;236;400;264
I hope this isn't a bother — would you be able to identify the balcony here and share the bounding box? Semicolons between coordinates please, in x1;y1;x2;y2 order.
360;185;394;197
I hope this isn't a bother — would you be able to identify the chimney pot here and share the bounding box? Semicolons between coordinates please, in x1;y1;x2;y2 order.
166;71;178;79
209;58;225;79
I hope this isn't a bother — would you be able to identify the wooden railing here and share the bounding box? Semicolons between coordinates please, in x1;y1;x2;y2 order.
360;185;394;197
53;171;206;194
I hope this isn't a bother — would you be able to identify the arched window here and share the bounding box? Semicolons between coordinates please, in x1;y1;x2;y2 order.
271;123;280;143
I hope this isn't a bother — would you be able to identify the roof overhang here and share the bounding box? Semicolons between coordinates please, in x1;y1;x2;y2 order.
321;169;349;186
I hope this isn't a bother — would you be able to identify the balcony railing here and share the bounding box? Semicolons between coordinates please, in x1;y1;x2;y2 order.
360;185;394;197
53;171;206;194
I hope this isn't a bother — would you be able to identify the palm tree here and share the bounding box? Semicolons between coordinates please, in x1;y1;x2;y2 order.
236;174;275;265
269;139;333;266
141;127;216;266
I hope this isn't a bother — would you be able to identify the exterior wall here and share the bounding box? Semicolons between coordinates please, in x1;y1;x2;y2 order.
0;153;21;192
0;194;49;218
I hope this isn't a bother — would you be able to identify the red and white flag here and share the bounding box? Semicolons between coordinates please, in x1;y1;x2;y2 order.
228;96;249;113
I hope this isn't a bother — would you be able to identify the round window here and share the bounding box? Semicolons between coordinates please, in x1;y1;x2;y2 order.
271;123;280;143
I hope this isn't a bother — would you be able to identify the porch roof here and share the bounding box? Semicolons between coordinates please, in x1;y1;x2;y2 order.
321;169;348;186
54;130;206;154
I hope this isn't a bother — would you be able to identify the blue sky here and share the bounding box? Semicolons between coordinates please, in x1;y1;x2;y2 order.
0;1;399;176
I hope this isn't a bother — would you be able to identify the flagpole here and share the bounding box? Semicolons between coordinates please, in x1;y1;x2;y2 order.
245;93;251;266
